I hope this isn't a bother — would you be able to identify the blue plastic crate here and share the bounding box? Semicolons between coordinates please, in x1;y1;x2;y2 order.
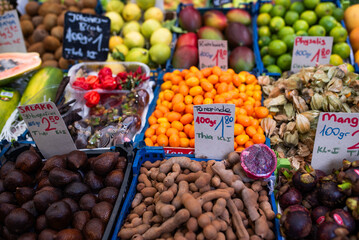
112;147;281;240
254;0;355;76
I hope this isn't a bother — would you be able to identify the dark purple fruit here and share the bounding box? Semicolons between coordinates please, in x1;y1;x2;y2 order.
18;232;37;240
37;177;51;189
38;229;57;240
62;198;79;213
279;187;302;209
84;171;103;193
79;193;97;211
33;190;62;213
91;152;119;176
91;201;113;223
319;181;346;208
2;226;19;240
15;187;35;205
21;200;38;217
36;215;48;232
45;201;72;230
317;222;345;240
280;205;312;239
178;5;202;32
15;150;42;173
292;170;317;192
0;203;17;223
329;209;356;233
225;22;252;48
0;191;16;203
83;218;105;240
48;167;81;187
72;211;90;231
67;150;87;170
64;182;90;201
315;169;326;179
3;170;33;191
0;161;15;179
43;155;67;172
55;228;83;240
105;169;124;188
115;157;126;169
5;208;34;234
312;206;330;225
98;187;118;205
0;179;5;193
303;189;320;209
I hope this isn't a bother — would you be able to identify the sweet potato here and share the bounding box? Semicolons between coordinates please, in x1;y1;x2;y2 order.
186;217;198;232
203;201;213;212
242;187;260;221
160;190;174;203
189;183;198;192
163;163;181;187
195;172;211;188
138;174;152;187
155;200;176;218
259;201;275;220
141;187;157;198
143;160;161;169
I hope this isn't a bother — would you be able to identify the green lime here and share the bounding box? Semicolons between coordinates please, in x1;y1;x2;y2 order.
258;26;271;37
303;0;320;10
330;26;348;43
260;3;273;14
300;11;318;26
266;65;282;74
277;53;292;71
296;30;308;36
308;25;326;36
327;2;336;10
270;5;285;17
319;16;338;33
332;8;344;22
284;11;299;26
278;26;295;39
332;42;351;59
268;39;287;57
269;16;285;32
346;63;354;72
257;13;271;26
258;36;271;48
260;46;269;56
271;34;278;40
330;54;344;66
293;20;309;32
274;0;291;9
282;34;296;50
262;54;276;67
290;2;305;14
315;3;333;18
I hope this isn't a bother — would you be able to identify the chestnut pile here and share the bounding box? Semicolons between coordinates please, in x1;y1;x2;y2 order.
0;149;127;240
276;160;359;240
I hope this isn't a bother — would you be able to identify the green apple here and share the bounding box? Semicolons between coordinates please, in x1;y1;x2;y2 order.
150;28;172;45
141;19;162;39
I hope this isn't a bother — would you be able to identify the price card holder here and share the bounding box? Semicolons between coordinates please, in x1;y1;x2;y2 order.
63;11;110;61
18;102;77;159
312;112;359;173
291;36;333;72
213;0;232;7
0;10;26;53
198;39;228;71
194;104;235;159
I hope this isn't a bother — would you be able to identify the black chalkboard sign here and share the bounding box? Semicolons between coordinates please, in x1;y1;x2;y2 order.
63;11;110;61
213;0;232;7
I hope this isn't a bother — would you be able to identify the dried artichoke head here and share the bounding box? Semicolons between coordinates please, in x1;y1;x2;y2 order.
284;103;295;119
313;69;330;83
301;110;320;126
284;131;299;146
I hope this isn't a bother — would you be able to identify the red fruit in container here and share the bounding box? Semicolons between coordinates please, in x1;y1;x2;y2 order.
179;6;202;32
203;10;227;31
225;22;252;48
172;45;198;69
176;32;198;49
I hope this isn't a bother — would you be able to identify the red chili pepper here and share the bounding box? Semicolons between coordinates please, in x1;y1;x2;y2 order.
73;77;91;90
98;67;112;81
101;75;117;90
92;82;102;89
84;91;100;108
85;75;99;89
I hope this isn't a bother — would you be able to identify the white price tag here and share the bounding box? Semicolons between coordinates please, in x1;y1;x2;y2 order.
0;10;26;53
198;39;228;71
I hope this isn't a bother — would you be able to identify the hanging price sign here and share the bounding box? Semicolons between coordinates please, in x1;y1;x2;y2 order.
194;104;235;159
291;36;333;72
198;39;228;71
0;10;26;53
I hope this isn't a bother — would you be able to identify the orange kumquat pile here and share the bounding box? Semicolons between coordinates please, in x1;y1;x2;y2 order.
144;66;270;152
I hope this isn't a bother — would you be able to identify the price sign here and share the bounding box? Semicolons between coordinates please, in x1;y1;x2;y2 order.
63;11;110;61
194;104;235;159
18;102;76;158
312;112;359;173
291;36;333;72
198;39;228;71
0;10;26;53
213;0;232;7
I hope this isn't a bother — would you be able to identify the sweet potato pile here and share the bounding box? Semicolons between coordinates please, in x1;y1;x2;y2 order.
119;152;276;240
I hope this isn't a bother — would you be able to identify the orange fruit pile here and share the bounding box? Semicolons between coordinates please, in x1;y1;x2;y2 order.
144;66;270;152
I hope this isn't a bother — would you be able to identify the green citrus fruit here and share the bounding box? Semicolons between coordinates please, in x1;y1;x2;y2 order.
260;3;273;14
327;2;336;10
330;26;348;43
300;11;318;26
284;11;299;26
303;0;320;10
277;53;292;71
261;46;269;56
346;63;354;72
319;16;338;33
278;26;295;39
332;42;351;59
293;20;309;32
266;65;282;74
269;16;285;32
290;2;305;14
270;5;286;17
315;3;333;18
268;39;287;57
271;34;278;40
329;54;344;66
257;13;271;26
274;0;291;9
262;55;276;67
296;30;308;36
258;36;271;48
258;26;271;37
308;25;326;36
333;8;344;22
282;34;296;50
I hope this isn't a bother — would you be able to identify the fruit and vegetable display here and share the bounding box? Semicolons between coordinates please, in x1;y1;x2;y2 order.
173;5;255;72
345;4;359;66
103;0;172;68
144;66;269;151
258;64;359;164
275;160;359;239
256;0;352;73
118;151;276;239
0;148;128;239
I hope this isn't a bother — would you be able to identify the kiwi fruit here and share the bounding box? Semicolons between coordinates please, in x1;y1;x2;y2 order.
45;201;72;230
81;8;96;15
58;57;69;70
84;170;103;193
57;12;65;26
32;16;43;27
62;198;79;213
43;14;58;31
68;6;80;12
33;190;61;213
0;161;15;179
15;187;35;205
43;155;67;172
0;203;17;223
55;229;83;240
42;60;58;68
47;0;61;3
42;53;55;62
20;14;32;21
36;24;46;31
55;47;63;60
0;179;4;193
38;229;57;240
27;35;35;45
67;151;87;170
21;20;34;37
4;170;33;192
83;218;105;240
0;191;16;203
28;42;45;56
64;182;90;200
91;201;113;223
79;193;97;211
5;208;35;234
105;169;124;188
21;200;38;217
18;232;37;240
51;26;64;41
39;3;62;16
64;0;76;7
15;150;42;173
83;0;97;9
25;1;40;16
98;187;118;205
76;0;84;9
91;152;119;176
32;28;49;43
36;215;48;232
72;211;90;231
43;36;61;52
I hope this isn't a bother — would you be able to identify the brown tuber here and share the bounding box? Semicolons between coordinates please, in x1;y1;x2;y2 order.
79;193;98;211
4;170;33;192
15;187;35;205
67;150;87;170
98;186;119;205
48;167;81;187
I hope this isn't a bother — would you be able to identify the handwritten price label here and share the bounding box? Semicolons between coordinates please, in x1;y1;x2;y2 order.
18;102;76;158
194;104;235;159
0;10;26;53
198;39;228;71
312;112;359;173
291;36;333;72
